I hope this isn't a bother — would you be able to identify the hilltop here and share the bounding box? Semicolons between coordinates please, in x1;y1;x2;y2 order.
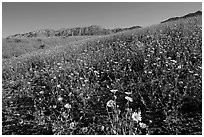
161;10;202;23
6;25;142;39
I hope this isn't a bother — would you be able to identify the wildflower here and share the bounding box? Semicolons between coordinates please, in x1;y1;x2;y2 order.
139;122;147;129
112;129;117;134
177;65;182;69
101;126;105;131
106;100;116;108
42;86;46;89
57;84;61;88
81;127;88;133
132;109;142;123
110;89;118;94
69;122;76;129
126;108;132;112
79;77;84;80
39;91;44;94
148;71;152;74
58;97;63;101
124;92;132;95
84;79;89;82
171;60;177;63
125;96;133;102
68;92;72;97
64;103;72;109
94;70;99;74
62;112;69;119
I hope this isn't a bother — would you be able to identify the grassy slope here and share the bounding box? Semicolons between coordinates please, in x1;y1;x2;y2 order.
2;16;202;135
2;36;97;59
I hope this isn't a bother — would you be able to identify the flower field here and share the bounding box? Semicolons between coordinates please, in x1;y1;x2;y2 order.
2;16;202;135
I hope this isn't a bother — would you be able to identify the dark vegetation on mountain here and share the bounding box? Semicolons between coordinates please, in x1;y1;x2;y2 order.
6;25;142;39
161;10;202;23
2;12;202;135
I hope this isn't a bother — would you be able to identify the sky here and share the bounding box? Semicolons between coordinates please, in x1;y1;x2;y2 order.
2;2;202;38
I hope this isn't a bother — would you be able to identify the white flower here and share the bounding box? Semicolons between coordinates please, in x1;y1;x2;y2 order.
132;109;142;123
106;100;116;108
84;79;89;82
81;127;88;132
57;84;61;88
58;97;63;101
125;96;133;102
62;112;69;119
39;91;44;94
64;103;72;109
94;70;99;74
79;77;84;80
124;92;132;95
171;60;177;63
101;126;105;131
177;65;182;69
69;122;76;129
110;89;118;94
139;122;146;129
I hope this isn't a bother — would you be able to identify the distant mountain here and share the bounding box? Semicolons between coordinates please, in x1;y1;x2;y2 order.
161;10;202;23
6;25;142;39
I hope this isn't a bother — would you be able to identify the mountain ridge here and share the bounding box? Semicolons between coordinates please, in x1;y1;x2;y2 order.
161;10;202;23
6;25;142;39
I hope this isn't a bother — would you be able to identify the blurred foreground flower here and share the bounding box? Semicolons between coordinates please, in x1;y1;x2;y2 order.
125;96;133;102
106;100;116;108
132;109;142;123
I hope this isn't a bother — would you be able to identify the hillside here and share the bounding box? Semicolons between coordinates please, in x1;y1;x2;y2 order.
161;10;202;23
6;25;142;39
2;36;98;59
2;15;202;135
